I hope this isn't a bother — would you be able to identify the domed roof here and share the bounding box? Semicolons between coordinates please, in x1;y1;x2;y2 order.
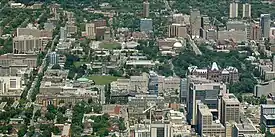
77;77;89;82
173;42;183;48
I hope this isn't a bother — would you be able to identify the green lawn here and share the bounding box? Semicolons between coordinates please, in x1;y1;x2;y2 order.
88;75;120;85
99;42;121;49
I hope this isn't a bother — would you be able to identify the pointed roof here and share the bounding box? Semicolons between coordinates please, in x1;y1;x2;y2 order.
211;62;219;71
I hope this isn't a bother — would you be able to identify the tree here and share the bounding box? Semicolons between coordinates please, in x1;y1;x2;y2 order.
260;95;267;104
45;112;55;121
17;125;27;137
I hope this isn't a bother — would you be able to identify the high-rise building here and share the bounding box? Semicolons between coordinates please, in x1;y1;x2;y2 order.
148;71;158;95
187;76;227;125
49;52;58;65
220;93;240;125
242;3;251;18
190;9;201;38
180;78;188;103
140;18;153;32
60;27;67;41
85;23;96;39
168;24;187;38
250;24;261;40
197;102;225;137
13;35;43;54
230;2;238;18
260;14;271;38
143;0;149;18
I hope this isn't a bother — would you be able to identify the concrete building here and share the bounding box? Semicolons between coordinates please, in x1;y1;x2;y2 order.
254;80;275;97
140;18;153;33
143;0;149;18
150;123;171;137
85;23;96;39
197;102;225;137
250;24;261;41
13;35;43;54
260;14;271;38
260;104;275;132
220;94;240;125
187;76;227;125
232;121;258;137
60;27;67;41
226;21;246;31
128;94;165;118
0;53;37;68
49;52;58;65
168;24;187;38
65;24;77;34
205;29;217;40
242;3;251;18
17;28;52;39
218;29;247;42
230;2;238;18
0;76;24;101
190;9;201;38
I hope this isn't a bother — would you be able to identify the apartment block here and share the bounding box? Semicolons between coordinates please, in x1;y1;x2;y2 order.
242;3;251;18
229;2;238;18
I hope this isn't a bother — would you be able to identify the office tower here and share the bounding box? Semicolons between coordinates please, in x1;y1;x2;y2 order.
190;9;201;38
13;35;43;54
60;27;67;41
197;102;225;136
220;94;240;125
148;71;158;95
143;0;149;18
187;76;227;125
140;18;153;32
168;24;187;38
201;16;211;38
229;2;238;18
85;23;96;39
49;52;58;65
260;14;271;38
242;3;251;18
180;78;188;103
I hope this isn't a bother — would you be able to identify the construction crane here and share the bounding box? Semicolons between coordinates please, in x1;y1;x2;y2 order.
143;103;156;124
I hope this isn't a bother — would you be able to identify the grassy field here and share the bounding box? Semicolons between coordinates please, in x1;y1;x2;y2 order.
99;42;121;49
88;75;120;85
